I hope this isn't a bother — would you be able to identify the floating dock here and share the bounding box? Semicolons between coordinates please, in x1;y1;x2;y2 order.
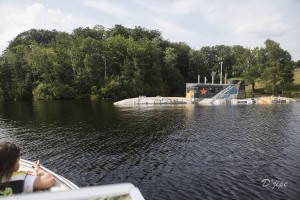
232;96;296;105
199;95;296;105
114;95;297;106
113;96;192;106
114;83;297;106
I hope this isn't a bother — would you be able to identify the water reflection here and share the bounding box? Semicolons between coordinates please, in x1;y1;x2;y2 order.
0;101;299;199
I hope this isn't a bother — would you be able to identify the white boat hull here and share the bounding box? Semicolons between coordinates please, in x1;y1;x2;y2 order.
19;159;79;191
4;159;145;200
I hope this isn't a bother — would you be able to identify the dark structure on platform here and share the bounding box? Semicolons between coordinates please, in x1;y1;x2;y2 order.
186;80;245;101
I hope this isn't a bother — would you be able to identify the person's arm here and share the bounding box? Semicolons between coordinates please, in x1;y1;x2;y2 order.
32;160;56;190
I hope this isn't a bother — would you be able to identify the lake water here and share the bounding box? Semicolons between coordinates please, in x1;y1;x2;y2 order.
0;100;299;199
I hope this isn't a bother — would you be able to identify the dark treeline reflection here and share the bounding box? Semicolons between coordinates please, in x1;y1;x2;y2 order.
0;100;299;199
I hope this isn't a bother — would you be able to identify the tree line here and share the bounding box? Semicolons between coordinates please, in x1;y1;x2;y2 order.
0;25;297;100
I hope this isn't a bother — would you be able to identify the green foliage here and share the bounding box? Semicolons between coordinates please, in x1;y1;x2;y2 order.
295;60;300;68
0;61;14;99
8;29;58;49
13;78;33;100
52;83;75;99
32;83;54;100
0;26;297;100
259;40;294;94
32;83;75;100
100;79;121;98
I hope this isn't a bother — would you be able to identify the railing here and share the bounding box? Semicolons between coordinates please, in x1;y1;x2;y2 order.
211;85;235;104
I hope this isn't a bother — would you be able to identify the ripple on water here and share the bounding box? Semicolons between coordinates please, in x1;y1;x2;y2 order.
0;102;300;199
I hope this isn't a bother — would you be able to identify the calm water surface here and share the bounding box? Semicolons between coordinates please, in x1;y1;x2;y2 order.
0;100;299;200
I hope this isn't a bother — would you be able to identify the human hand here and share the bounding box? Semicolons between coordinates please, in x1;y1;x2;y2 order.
29;160;41;176
34;160;41;172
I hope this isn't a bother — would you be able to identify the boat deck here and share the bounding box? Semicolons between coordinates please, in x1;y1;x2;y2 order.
3;159;145;200
19;159;78;192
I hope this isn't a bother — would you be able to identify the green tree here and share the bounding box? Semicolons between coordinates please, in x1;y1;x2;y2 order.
198;46;218;83
1;25;298;100
130;26;161;41
27;45;58;84
171;42;191;81
0;59;14;99
104;35;128;77
54;32;74;85
163;47;185;96
259;39;294;94
241;48;260;96
108;24;130;38
232;45;249;77
140;38;165;96
0;46;33;100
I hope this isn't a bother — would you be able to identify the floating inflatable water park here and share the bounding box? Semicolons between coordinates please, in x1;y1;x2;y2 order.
114;80;297;106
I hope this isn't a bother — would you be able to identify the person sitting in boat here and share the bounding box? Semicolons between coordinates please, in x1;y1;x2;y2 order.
0;142;56;196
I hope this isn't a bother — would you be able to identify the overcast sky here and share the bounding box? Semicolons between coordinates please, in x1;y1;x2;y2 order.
1;0;300;60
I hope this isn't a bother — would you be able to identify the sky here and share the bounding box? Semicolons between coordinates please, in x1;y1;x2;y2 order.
1;0;300;60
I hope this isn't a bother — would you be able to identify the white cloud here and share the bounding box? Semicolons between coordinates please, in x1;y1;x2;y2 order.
170;0;199;15
0;2;72;53
82;0;133;19
149;16;198;40
6;3;72;30
236;16;285;38
134;0;199;16
0;0;299;60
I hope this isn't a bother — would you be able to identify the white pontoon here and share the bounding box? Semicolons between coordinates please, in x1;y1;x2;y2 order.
3;159;145;200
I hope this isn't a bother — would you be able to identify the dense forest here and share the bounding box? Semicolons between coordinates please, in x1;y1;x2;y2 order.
0;25;298;100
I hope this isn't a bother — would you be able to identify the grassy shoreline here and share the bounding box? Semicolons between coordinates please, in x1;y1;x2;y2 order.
245;68;300;98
